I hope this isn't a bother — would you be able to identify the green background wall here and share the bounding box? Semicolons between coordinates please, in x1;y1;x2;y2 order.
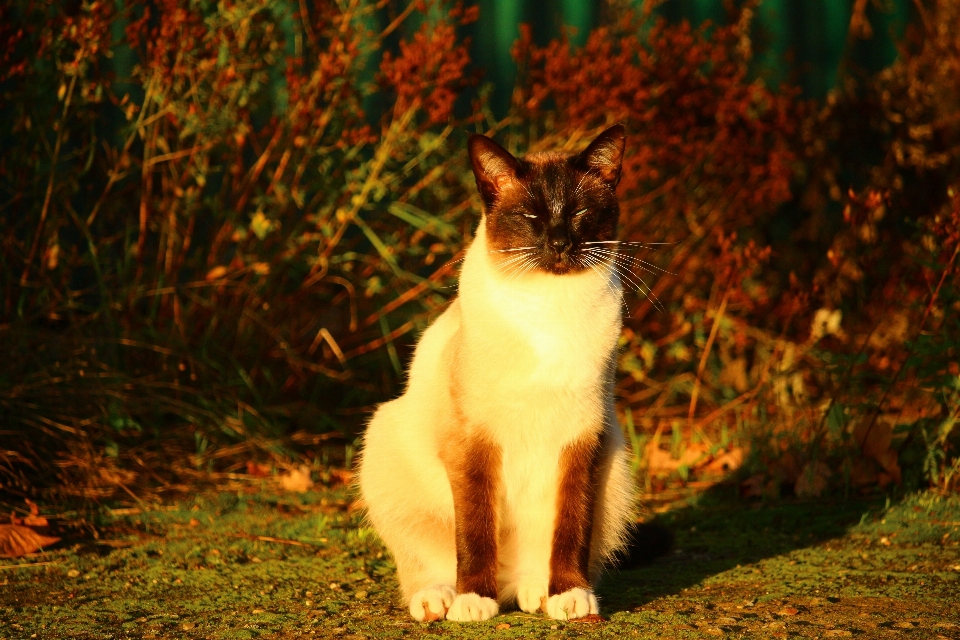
458;0;912;116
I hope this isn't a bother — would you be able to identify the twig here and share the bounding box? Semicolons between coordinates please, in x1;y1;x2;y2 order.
343;319;417;360
20;73;78;286
688;289;729;428
359;250;463;328
0;561;58;571
226;533;317;548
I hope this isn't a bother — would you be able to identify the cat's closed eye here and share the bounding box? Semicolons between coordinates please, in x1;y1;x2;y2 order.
574;208;588;216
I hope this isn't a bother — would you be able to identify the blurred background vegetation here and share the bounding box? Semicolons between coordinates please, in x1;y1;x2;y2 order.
1;0;958;511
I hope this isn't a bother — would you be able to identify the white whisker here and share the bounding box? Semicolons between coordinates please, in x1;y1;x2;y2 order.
606;260;665;314
580;253;628;313
489;246;537;253
494;252;534;274
587;248;675;276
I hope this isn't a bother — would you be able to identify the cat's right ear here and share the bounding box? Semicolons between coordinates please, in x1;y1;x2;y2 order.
468;134;522;206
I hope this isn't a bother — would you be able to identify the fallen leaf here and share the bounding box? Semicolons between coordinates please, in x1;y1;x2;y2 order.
778;606;799;616
329;468;354;485
495;622;511;630
570;614;605;624
705;447;745;474
279;465;314;493
245;461;271;477
205;265;228;280
0;524;61;558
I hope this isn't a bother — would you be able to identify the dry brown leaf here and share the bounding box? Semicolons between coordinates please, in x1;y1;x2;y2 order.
495;622;511;629
779;606;799;616
245;461;271;477
645;442;708;474
329;468;354;485
570;614;605;624
0;524;61;558
279;465;314;493
705;447;745;474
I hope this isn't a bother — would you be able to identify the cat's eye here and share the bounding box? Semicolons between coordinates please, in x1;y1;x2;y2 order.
574;208;589;216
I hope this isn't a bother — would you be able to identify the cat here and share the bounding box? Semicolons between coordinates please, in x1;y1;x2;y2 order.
358;124;635;622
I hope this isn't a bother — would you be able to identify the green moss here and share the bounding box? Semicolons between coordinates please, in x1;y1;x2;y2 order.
3;487;959;638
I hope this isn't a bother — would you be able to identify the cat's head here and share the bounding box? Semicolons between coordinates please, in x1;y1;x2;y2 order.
468;124;626;276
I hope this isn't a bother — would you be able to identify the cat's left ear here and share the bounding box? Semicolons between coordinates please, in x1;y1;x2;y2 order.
576;124;627;187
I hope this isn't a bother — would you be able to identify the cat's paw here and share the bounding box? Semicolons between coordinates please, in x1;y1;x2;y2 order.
545;587;599;620
515;582;549;614
409;584;457;622
445;592;499;622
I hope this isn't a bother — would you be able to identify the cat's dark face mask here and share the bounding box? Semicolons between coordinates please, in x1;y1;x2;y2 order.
468;125;626;276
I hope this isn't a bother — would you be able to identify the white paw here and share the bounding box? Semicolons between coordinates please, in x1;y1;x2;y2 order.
545;587;599;620
409;584;456;622
515;581;548;613
445;592;499;622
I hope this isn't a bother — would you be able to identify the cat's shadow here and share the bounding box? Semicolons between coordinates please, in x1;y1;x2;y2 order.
597;482;884;612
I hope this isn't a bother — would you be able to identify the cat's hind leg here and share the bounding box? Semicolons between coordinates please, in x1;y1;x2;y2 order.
391;532;458;621
359;399;459;621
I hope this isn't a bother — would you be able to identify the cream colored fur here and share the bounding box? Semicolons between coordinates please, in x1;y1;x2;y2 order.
358;222;635;622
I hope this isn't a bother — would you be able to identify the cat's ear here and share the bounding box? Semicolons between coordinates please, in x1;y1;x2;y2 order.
576;124;627;187
468;134;522;205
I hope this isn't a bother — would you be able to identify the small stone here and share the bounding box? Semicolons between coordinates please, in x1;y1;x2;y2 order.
354;590;368;600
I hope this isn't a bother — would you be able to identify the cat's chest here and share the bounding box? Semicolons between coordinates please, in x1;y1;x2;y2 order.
460;276;620;388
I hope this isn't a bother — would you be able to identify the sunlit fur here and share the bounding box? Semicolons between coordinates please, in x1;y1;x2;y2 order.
359;126;636;622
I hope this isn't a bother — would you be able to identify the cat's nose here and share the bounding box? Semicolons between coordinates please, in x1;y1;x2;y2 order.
550;237;571;255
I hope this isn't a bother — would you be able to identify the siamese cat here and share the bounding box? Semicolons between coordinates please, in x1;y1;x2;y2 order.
358;125;635;622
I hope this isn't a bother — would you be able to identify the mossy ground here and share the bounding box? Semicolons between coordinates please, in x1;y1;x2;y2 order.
2;484;959;639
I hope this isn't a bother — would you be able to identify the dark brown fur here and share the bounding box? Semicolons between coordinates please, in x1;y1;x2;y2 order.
442;434;502;599
548;434;604;595
468;126;626;276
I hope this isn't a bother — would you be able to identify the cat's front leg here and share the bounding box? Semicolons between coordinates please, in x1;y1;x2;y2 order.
545;434;603;620
441;434;501;622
